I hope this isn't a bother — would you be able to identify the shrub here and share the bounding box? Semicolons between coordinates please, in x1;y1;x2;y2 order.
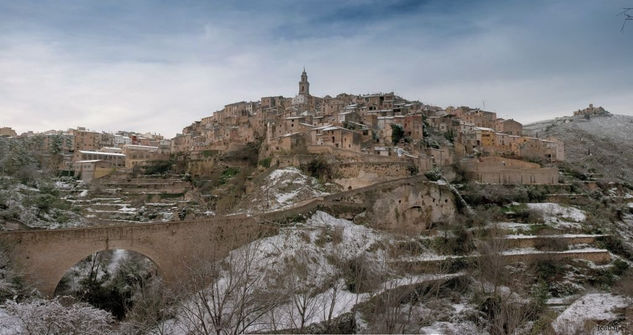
298;231;311;244
2;298;114;334
444;130;455;143
587;268;615;288
143;160;173;175
462;184;530;206
219;167;240;184
258;157;272;168
431;226;474;255
424;168;441;181
611;259;629;276
305;157;332;180
389;240;426;257
613;269;633;296
391;124;404;144
526;186;547;202
407;165;419;176
535;259;564;282
342;256;380;293
331;226;344;244
597;236;633;260
512;205;543;223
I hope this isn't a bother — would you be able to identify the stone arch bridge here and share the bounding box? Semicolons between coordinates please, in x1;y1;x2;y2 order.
0;216;276;297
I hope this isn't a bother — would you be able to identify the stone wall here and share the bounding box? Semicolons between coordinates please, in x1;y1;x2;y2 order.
333;161;412;189
460;156;559;185
503;235;600;249
187;159;216;176
503;250;610;264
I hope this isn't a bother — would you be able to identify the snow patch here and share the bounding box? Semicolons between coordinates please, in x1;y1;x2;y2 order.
552;293;632;334
527;203;586;229
239;167;331;213
419;321;480;335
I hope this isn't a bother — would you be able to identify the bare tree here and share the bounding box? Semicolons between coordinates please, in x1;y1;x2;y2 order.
475;225;539;334
283;250;326;332
367;274;447;334
618;8;633;32
320;276;342;330
119;279;175;335
483;291;537;335
176;242;279;335
476;224;508;296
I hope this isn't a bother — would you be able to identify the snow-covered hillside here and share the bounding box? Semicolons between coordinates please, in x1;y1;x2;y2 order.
159;211;475;334
0;176;84;230
236;167;337;213
525;114;633;183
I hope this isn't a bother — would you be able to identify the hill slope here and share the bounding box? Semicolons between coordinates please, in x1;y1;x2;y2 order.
524;114;633;183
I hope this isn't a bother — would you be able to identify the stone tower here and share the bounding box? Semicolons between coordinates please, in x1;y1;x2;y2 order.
299;68;310;96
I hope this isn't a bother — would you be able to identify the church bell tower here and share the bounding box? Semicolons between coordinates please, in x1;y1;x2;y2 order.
299;68;310;96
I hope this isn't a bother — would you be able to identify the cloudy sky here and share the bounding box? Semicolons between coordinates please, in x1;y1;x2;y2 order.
1;0;632;137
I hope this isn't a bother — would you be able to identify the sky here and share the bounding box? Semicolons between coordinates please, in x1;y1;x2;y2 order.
0;0;632;138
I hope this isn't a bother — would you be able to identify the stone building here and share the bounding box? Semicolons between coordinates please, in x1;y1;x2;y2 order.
495;119;523;136
311;126;361;152
402;114;424;140
123;144;166;169
573;104;610;118
460;156;558;185
77;150;126;168
73;160;118;182
267;132;307;154
0;127;17;137
72;128;114;162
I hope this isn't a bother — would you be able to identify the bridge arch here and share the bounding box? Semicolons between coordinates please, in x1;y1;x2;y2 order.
17;234;172;297
51;246;165;298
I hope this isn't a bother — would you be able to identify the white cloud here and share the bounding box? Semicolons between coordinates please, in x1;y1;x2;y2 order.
0;0;632;137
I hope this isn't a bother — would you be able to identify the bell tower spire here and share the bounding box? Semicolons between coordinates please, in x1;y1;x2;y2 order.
299;68;309;96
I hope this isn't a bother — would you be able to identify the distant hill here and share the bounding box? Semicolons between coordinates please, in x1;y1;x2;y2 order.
524;112;633;184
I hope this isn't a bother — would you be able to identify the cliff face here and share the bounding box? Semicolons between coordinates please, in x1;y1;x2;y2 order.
337;179;457;234
525;114;633;184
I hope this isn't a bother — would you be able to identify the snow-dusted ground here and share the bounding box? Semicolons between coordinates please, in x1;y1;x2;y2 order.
252;210;386;288
0;308;21;335
494;222;532;231
162;211;465;333
527;202;586;229
419;320;481;335
265;167;329;209
502;247;607;256
552;293;632;334
163;211;386;333
236;167;332;213
504;233;604;240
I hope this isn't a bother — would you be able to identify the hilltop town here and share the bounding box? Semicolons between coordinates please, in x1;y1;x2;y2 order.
2;70;565;187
